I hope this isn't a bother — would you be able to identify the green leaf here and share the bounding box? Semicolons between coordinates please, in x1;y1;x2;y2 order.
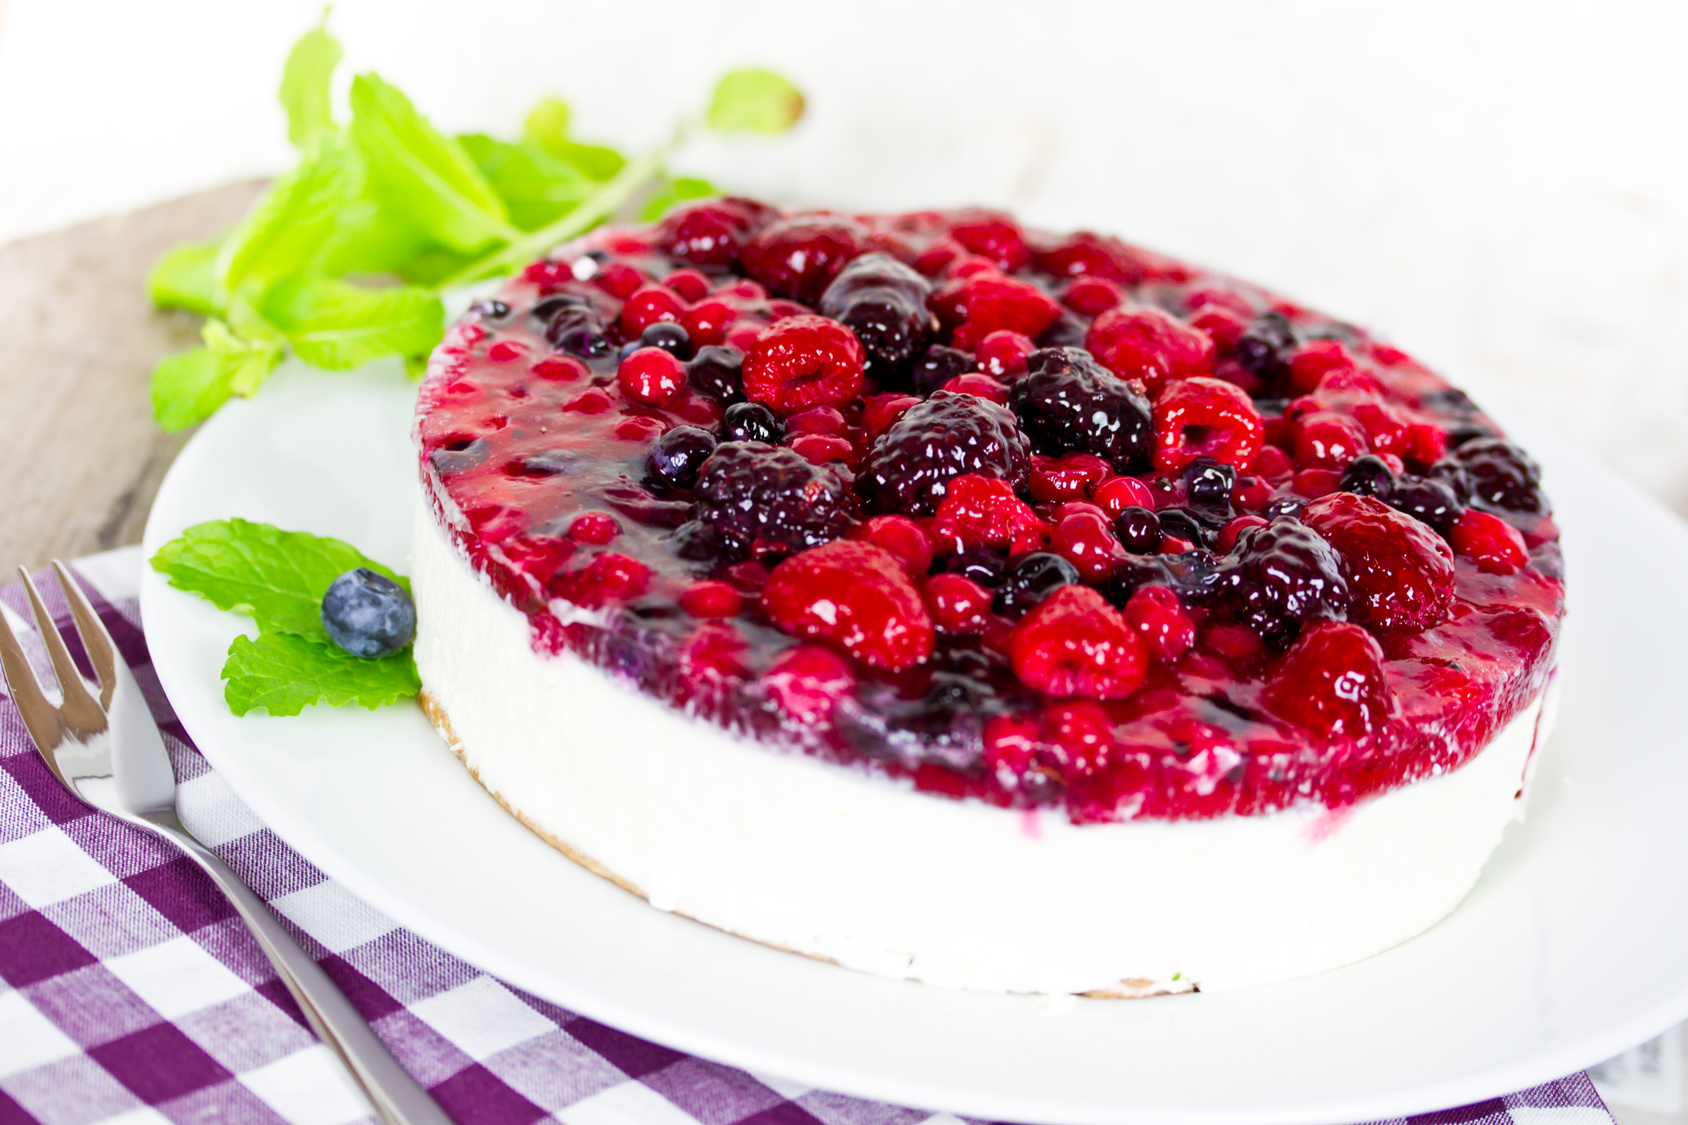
348;72;518;255
707;68;805;134
149;321;283;432
522;98;626;181
280;14;342;148
222;630;419;716
151;517;409;638
640;175;719;222
459;133;594;231
254;274;443;370
216;136;356;297
522;97;572;148
148;241;224;316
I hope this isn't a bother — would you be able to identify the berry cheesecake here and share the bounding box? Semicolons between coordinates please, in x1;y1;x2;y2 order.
410;201;1563;995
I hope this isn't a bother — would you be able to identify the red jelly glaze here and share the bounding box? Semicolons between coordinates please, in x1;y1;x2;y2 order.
416;204;1565;825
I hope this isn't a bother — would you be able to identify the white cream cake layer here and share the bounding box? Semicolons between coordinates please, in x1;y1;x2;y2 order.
411;497;1550;995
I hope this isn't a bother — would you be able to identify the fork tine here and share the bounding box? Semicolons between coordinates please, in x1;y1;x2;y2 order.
0;594;64;754
16;568;106;738
52;561;116;712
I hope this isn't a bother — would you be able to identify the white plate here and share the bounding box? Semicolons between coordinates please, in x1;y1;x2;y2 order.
141;360;1688;1125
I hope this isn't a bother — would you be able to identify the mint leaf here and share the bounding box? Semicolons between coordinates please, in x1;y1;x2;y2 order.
148;241;224;316
522;98;625;181
150;321;282;432
522;97;572;147
223;630;419;716
150;517;408;638
348;72;517;255
216;137;356;297
255;274;443;370
640;175;718;222
280;15;342;148
707;69;804;134
459;133;594;231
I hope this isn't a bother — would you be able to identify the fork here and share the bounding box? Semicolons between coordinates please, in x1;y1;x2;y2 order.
0;562;452;1125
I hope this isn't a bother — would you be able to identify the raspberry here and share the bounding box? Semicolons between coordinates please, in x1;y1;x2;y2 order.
742;315;866;414
663;269;711;303
858;391;1032;516
617;346;687;405
1450;509;1528;574
1286;339;1359;394
1040;701;1114;782
947;209;1030;271
1033;230;1152;286
938;272;1062;351
741;215;867;303
786;405;848;436
1086;306;1216;396
1301;492;1455;632
1189;305;1249;353
1008;347;1153;471
817;252;934;381
1218;517;1350;648
1152;376;1266;473
620;283;686;337
1028;453;1112;502
695;442;859;561
933;474;1050;554
1261;621;1394;740
656;198;774;267
848;514;934;575
923;572;991;635
763;540;935;671
1062;276;1124;317
862;393;919;438
1216;513;1269;552
1450;438;1546;514
1009;585;1147;700
679;580;743;618
940;372;1009;403
976;330;1034;378
1053;510;1125;582
759;644;855;722
1293;411;1370;469
789;432;855;466
1123;584;1195;663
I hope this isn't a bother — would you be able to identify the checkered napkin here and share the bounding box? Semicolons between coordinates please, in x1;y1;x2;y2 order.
0;550;1616;1125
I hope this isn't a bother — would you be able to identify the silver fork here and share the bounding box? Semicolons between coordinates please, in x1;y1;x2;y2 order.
0;562;452;1125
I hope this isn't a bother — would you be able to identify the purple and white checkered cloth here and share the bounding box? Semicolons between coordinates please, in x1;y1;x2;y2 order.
0;550;1616;1125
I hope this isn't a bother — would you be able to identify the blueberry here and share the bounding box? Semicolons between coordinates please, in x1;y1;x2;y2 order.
950;546;1008;587
721;401;783;444
640;320;693;360
1114;506;1163;553
993;552;1081;618
321;568;416;659
670;519;720;562
617;340;642;363
1339;454;1395;499
645;425;717;490
1185;457;1236;506
470;298;512;321
687;346;746;402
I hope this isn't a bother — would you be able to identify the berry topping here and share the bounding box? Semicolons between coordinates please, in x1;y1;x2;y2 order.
818;252;934;379
321;568;416;659
741;215;866;303
1218;517;1350;649
645;425;717;490
1008;347;1153;472
1152;376;1266;474
1450;438;1546;514
695;442;858;561
1301;492;1456;632
763;540;935;671
1450;509;1529;574
1085;306;1216;395
858;391;1032;516
617;346;687;405
1262;622;1394;740
1009;585;1147;700
742;315;866;414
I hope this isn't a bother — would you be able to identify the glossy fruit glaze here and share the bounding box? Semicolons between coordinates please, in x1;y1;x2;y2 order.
414;201;1564;824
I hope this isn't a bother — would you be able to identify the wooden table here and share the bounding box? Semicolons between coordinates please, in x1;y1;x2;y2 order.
0;181;267;577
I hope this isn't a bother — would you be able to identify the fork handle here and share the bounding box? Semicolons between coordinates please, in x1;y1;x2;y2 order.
156;820;454;1125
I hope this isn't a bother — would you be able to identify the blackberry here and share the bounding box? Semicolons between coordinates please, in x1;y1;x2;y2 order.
909;345;976;397
993;552;1081;618
857;390;1032;516
645;426;717;490
1450;438;1545;514
695;442;858;561
539;293;613;359
1387;474;1463;534
720;401;783;444
1339;454;1396;499
688;345;746;402
1008;347;1152;472
1217;518;1350;649
1114;507;1162;553
818;253;933;382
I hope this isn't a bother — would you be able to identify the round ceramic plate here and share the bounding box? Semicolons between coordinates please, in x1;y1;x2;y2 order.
140;360;1688;1125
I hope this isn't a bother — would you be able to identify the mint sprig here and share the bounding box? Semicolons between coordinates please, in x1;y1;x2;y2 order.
147;14;805;433
151;518;420;716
